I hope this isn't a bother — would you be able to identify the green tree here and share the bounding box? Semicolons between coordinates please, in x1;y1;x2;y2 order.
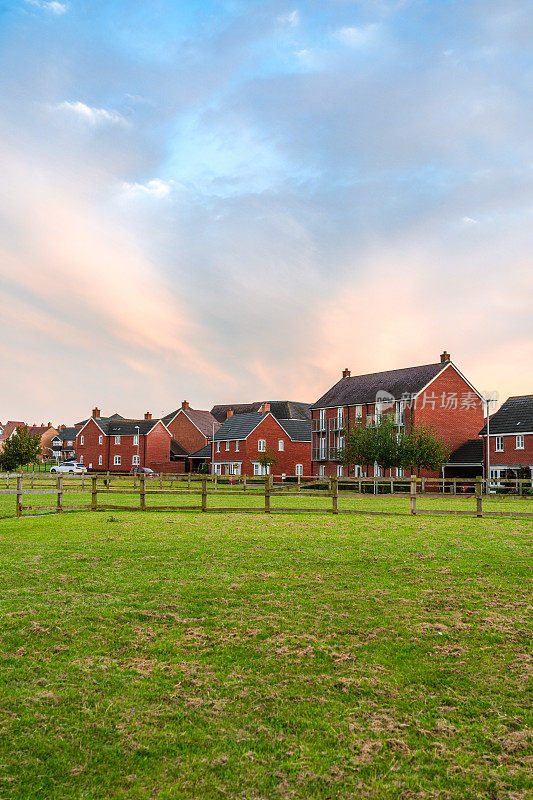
0;426;41;471
401;423;451;476
257;448;277;474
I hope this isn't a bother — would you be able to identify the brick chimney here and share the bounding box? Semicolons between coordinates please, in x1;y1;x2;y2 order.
342;368;351;378
47;422;51;427
92;407;100;419
181;400;190;410
226;408;234;419
440;351;450;363
144;412;152;420
260;402;270;414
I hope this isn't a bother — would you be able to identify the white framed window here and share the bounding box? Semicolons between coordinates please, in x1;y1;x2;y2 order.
295;464;303;476
278;439;284;451
216;441;220;452
495;436;503;452
337;465;343;477
354;405;362;421
258;439;266;452
114;435;121;445
235;441;240;451
114;455;121;466
337;407;344;427
214;463;222;475
396;467;404;477
67;440;73;447
319;465;326;477
374;462;382;477
132;455;140;466
319;436;326;459
319;409;325;431
253;463;261;476
79;455;83;464
80;435;84;445
225;441;230;451
516;435;524;450
98;455;102;466
133;434;139;446
98;434;103;445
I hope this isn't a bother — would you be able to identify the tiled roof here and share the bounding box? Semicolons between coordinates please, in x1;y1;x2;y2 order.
211;401;311;423
276;419;312;442
214;413;265;441
75;413;125;427
448;439;483;465
188;444;212;459
170;439;189;457
57;427;80;442
162;408;220;438
311;362;448;409
27;426;49;437
479;395;533;435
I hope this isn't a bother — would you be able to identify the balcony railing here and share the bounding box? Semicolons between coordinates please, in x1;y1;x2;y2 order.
312;419;326;433
311;448;328;461
330;416;345;432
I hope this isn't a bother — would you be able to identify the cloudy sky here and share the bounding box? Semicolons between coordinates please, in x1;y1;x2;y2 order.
1;0;532;423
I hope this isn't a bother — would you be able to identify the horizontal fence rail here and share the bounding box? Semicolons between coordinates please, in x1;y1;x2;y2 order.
0;473;532;520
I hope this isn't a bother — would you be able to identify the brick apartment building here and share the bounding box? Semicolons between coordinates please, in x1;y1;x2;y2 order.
480;395;533;480
211;410;311;476
74;409;172;472
310;352;485;478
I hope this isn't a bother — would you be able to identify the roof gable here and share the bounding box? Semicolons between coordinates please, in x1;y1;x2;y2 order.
480;395;533;435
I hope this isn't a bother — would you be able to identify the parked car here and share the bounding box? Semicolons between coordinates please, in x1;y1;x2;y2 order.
129;467;159;478
50;462;87;474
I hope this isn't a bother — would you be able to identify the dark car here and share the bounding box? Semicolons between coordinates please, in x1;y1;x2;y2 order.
129;467;159;477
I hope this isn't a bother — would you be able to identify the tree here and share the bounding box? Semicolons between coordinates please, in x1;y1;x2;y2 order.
257;448;277;474
401;423;451;476
0;426;41;471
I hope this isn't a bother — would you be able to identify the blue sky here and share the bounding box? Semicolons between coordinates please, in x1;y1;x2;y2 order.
1;0;532;421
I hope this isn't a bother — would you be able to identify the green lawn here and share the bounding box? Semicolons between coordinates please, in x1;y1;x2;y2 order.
0;510;531;799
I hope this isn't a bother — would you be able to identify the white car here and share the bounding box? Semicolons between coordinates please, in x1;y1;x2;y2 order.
50;462;87;474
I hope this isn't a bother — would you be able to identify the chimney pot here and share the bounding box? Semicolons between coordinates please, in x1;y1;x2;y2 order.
181;400;190;410
92;407;100;419
226;408;234;419
440;351;450;363
260;402;270;414
144;411;152;420
342;368;351;378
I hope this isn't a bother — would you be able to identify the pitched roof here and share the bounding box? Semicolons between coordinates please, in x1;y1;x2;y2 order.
479;395;533;435
188;444;212;459
27;426;49;437
276;419;312;442
75;413;125;427
311;362;448;409
162;407;220;437
448;439;483;465
214;412;265;441
57;427;80;442
211;401;311;423
170;439;189;457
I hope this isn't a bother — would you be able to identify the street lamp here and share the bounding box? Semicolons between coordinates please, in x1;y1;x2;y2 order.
483;392;498;490
135;425;140;467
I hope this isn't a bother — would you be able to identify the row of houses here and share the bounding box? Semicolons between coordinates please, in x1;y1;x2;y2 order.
3;351;532;479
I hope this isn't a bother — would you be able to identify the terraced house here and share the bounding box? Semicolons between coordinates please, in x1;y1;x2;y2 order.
311;352;485;478
480;395;533;481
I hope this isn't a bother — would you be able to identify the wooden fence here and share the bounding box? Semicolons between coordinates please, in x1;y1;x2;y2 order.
1;473;532;520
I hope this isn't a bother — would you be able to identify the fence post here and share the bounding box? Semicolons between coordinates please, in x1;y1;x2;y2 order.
476;475;483;518
243;476;247;492
16;476;22;517
201;477;207;512
81;472;85;491
453;478;457;495
31;472;34;490
298;474;301;494
188;474;191;490
332;476;339;514
91;476;98;511
140;474;146;511
6;473;9;489
56;476;63;513
410;475;417;515
264;475;271;514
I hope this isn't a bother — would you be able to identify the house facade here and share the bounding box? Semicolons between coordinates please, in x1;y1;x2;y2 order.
74;408;172;472
480;395;533;480
212;411;311;476
310;352;485;478
162;401;220;473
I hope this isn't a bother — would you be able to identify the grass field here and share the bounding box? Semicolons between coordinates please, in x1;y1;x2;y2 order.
0;508;531;799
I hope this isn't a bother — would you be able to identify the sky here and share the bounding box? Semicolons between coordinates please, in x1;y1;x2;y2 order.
1;0;532;424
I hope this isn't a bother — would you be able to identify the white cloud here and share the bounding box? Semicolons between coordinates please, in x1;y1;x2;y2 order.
26;0;68;14
120;179;177;199
462;216;478;224
47;101;127;126
335;24;379;47
278;10;299;27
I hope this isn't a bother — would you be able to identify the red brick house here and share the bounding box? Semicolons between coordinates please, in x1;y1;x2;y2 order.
311;352;485;478
75;408;172;472
212;411;311;477
480;395;533;481
161;401;220;473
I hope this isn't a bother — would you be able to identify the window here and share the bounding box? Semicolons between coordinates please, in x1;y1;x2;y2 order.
114;436;121;445
319;409;325;431
295;464;303;476
278;439;284;451
79;455;83;464
216;442;220;452
319;436;326;459
98;455;102;466
225;441;230;451
516;435;524;450
214;463;222;475
337;465;343;477
354;405;362;421
114;455;121;466
319;465;326;477
337;407;344;428
80;435;84;445
235;441;240;451
396;467;404;478
495;436;503;452
258;439;266;452
133;434;139;446
98;434;103;445
67;440;73;447
374;462;382;477
132;455;140;466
